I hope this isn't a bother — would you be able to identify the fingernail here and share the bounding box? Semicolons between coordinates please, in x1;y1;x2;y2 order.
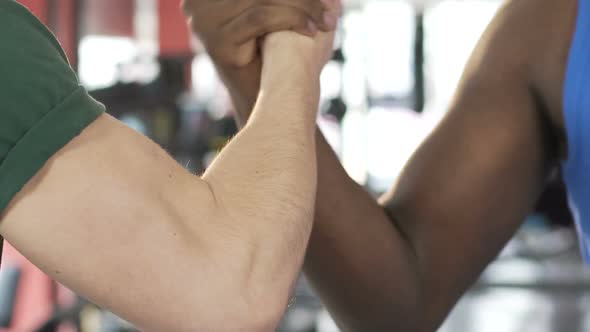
308;20;318;35
323;12;337;29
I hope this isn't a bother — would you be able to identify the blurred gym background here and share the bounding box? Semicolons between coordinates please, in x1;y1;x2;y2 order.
1;0;588;331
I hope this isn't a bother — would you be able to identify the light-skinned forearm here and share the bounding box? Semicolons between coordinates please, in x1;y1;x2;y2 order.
200;47;321;327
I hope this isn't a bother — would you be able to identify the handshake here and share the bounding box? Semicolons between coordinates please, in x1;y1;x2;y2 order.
183;0;340;122
183;0;340;68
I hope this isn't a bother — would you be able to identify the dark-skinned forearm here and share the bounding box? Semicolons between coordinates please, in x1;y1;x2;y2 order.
304;132;422;332
214;60;263;126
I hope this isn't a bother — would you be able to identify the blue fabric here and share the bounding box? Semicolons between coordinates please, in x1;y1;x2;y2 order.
563;0;590;263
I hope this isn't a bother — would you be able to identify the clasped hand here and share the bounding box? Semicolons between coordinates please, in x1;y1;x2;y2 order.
183;0;341;76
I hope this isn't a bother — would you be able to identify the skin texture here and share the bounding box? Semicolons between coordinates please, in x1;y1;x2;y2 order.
187;0;578;330
0;24;335;332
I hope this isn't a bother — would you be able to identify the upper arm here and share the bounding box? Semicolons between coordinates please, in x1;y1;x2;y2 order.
0;114;244;331
381;0;560;328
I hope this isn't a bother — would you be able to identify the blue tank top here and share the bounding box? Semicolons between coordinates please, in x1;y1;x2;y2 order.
563;0;590;262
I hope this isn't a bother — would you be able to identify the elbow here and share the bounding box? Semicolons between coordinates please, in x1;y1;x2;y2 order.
215;286;290;332
180;180;311;331
170;261;291;332
234;253;299;331
242;303;287;332
371;206;426;332
336;305;422;332
161;302;284;332
191;221;301;332
364;294;424;332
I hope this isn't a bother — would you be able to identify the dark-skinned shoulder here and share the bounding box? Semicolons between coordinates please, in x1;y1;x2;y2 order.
525;0;578;159
459;0;576;161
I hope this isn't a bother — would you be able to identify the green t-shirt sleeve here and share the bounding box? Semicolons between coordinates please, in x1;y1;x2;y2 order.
0;0;105;213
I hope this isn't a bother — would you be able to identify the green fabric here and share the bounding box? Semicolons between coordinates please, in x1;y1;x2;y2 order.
0;0;105;215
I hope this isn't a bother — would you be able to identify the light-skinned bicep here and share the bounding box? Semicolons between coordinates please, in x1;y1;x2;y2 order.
0;114;255;331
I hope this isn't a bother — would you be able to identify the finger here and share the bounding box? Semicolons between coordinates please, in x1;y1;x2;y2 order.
293;20;318;38
184;0;253;23
267;0;330;30
223;5;315;45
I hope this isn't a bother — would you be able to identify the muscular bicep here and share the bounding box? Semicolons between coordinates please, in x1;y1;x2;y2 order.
0;114;239;331
380;1;558;328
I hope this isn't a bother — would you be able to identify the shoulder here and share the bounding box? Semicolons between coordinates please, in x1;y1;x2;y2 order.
472;0;576;157
518;0;577;157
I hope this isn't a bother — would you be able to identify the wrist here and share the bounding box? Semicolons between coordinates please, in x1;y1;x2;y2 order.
261;32;321;81
257;42;320;127
249;75;320;136
259;70;320;113
260;49;320;107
